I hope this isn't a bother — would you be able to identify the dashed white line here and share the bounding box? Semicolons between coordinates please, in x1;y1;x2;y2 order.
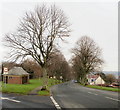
88;92;98;96
105;97;120;102
50;96;61;110
1;97;21;103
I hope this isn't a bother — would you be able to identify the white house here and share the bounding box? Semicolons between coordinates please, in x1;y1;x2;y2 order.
87;74;105;85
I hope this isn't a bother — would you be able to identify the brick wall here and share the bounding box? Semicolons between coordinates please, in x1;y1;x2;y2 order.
8;76;22;84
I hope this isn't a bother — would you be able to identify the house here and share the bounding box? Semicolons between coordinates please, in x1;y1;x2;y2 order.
2;67;29;84
87;74;105;85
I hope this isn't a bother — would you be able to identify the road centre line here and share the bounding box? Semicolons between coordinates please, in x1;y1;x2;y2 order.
88;92;98;96
105;97;120;102
1;97;21;103
50;96;61;110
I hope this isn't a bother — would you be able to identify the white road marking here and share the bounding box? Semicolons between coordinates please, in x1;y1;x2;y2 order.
50;96;61;110
105;97;120;102
88;92;98;96
1;97;21;103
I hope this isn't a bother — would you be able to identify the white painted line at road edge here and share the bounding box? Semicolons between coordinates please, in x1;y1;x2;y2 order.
50;96;61;110
1;97;21;103
105;97;120;102
88;92;98;96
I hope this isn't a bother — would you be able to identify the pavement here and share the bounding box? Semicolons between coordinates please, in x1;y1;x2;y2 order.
51;81;119;109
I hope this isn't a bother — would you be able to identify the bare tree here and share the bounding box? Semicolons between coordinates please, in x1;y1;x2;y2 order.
72;36;103;84
47;49;71;81
2;62;18;70
4;4;70;85
21;59;43;78
105;74;116;84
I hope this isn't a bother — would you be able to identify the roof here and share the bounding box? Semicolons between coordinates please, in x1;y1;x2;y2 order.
87;74;99;79
5;67;29;75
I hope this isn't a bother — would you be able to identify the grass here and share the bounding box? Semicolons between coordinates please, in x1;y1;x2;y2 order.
38;90;50;96
38;78;62;96
1;78;63;95
86;85;120;92
1;79;43;94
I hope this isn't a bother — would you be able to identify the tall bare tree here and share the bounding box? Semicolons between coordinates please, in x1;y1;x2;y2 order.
47;49;71;81
72;36;103;84
4;4;70;83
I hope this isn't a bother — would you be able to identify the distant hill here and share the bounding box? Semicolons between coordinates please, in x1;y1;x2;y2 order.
103;71;119;78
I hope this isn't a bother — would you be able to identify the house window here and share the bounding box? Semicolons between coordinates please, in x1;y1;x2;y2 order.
91;79;94;82
9;77;12;79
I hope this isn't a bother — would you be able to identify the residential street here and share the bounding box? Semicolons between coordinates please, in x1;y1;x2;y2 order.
51;81;119;109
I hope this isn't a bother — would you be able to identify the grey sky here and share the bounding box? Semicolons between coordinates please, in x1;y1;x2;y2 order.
0;0;118;71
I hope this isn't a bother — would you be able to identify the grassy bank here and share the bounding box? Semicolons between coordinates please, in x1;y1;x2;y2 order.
86;85;120;92
1;78;62;95
38;78;62;96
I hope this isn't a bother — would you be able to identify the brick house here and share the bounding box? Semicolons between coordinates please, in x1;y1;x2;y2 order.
3;67;29;84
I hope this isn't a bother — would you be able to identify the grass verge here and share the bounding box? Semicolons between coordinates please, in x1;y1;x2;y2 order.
86;85;120;92
1;79;44;95
38;78;62;96
38;90;50;96
1;78;63;95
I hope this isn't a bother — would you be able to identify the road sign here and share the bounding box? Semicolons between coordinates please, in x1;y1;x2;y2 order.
4;67;8;72
3;67;8;74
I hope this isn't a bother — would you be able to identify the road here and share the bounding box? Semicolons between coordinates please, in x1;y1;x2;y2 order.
51;81;119;109
0;81;119;110
1;93;56;110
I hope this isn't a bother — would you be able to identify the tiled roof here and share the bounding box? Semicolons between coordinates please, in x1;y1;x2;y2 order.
6;67;28;75
87;74;99;79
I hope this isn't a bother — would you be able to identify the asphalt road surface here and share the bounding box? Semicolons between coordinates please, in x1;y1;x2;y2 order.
1;93;56;110
0;81;119;110
51;81;119;109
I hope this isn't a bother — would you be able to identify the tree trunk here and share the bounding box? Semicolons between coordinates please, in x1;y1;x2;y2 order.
81;75;87;85
41;67;48;90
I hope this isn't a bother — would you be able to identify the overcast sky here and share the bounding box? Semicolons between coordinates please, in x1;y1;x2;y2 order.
0;0;118;71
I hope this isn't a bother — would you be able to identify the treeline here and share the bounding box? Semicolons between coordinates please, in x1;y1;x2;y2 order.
2;36;116;84
1;36;117;85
